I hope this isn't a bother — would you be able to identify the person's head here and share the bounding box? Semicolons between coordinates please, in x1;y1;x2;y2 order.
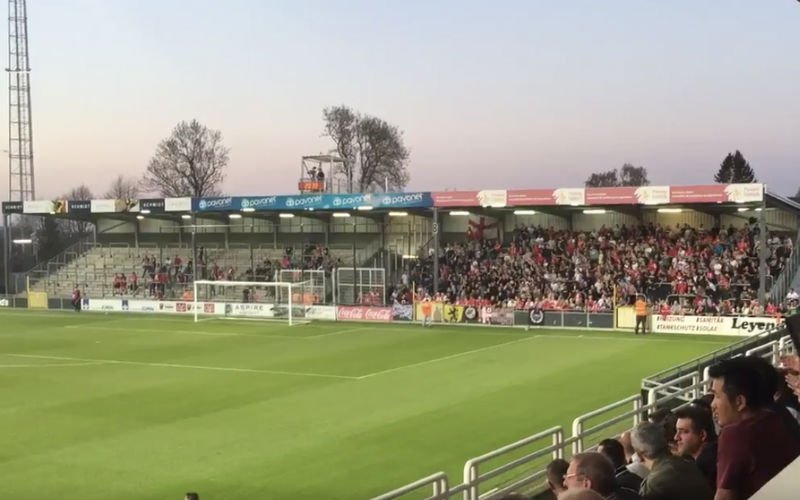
674;405;716;458
546;458;569;495
649;408;678;453
597;438;626;469
564;452;617;496
630;422;670;464
185;493;199;500
709;356;777;426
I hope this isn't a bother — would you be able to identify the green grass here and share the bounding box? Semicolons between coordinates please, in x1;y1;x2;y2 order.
0;310;736;500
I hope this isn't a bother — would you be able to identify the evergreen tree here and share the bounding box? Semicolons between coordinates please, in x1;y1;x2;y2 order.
714;150;757;183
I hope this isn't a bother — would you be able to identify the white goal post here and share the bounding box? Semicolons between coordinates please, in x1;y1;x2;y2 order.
192;279;314;326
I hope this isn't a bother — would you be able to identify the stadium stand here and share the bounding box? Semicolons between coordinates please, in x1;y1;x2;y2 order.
408;223;797;316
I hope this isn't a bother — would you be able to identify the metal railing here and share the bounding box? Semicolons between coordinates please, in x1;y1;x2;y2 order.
770;248;800;304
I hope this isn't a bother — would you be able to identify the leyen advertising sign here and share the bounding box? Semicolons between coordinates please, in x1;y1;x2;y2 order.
653;315;783;336
193;192;433;212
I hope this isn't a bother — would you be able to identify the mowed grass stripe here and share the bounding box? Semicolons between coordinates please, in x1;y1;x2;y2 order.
0;310;735;500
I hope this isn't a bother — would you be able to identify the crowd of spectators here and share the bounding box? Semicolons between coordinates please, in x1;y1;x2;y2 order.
497;353;800;500
107;245;341;299
405;222;795;316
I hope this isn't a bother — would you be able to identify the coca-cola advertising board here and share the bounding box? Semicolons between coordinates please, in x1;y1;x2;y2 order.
337;306;393;322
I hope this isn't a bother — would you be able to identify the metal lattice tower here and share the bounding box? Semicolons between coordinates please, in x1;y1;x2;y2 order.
7;0;35;201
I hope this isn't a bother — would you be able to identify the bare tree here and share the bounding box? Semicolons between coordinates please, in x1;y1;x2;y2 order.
585;170;620;187
323;106;359;193
323;105;410;193
141;119;229;197
105;175;140;200
585;164;649;187
619;164;649;186
355;116;410;192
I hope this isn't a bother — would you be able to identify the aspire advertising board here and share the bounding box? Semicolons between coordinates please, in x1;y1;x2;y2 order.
653;315;783;336
337;306;393;322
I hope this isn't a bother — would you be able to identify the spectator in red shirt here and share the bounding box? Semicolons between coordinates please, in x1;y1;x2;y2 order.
709;357;800;500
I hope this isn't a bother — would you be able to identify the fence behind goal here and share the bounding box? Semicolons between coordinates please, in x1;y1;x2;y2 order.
279;269;328;304
335;267;386;305
192;279;314;326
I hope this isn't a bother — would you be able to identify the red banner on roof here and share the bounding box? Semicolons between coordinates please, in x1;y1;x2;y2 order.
507;189;556;206
585;186;670;205
432;191;479;207
669;184;763;204
432;190;508;208
432;184;764;208
507;188;587;206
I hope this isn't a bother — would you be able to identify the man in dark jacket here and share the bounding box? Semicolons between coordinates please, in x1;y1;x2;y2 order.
631;422;713;500
598;438;643;493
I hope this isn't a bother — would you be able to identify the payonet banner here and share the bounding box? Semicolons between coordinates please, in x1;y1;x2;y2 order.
653;315;783;336
337;306;393;322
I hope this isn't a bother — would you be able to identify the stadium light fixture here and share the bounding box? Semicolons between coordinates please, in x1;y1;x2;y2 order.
181;214;192;220
582;209;606;215
12;238;32;244
140;209;151;215
737;207;749;212
388;211;408;217
450;211;470;216
136;215;145;220
279;213;295;219
356;206;373;211
657;208;683;214
241;207;255;213
513;210;537;215
754;207;763;212
333;212;351;218
229;214;242;220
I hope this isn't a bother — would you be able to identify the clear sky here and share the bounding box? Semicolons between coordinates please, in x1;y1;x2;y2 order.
3;0;799;200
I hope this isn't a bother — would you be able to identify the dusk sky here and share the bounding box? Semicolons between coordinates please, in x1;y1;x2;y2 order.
3;0;799;200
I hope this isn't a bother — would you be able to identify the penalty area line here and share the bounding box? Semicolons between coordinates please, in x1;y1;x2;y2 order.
8;354;358;380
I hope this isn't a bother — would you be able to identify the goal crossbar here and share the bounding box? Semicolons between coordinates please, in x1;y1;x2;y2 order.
193;279;313;326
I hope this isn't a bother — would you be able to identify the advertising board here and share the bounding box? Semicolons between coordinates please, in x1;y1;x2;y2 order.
337;306;393;322
653;315;783;336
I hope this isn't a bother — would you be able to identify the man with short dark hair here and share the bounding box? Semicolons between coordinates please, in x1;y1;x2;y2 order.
564;452;641;500
597;438;642;493
546;458;569;498
674;405;717;491
184;493;199;500
630;422;712;500
709;357;800;500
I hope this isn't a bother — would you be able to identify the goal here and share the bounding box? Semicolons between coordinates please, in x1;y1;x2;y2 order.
192;279;314;326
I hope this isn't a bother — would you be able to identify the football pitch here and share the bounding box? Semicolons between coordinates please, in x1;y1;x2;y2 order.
0;310;736;500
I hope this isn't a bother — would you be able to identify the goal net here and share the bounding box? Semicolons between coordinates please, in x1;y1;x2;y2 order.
192;279;314;326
